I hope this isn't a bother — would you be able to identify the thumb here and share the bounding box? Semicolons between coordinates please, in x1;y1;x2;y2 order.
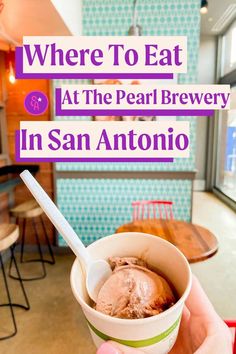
97;341;145;354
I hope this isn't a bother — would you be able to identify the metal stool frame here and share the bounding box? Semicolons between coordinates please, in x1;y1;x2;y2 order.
0;246;30;340
9;215;55;281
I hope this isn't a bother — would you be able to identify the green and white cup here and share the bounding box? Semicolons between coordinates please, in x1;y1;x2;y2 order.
70;232;192;354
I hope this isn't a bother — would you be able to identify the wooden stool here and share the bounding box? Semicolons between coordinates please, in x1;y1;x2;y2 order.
0;224;30;340
9;199;55;281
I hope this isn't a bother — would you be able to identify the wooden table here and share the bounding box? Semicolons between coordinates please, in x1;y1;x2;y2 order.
116;219;218;263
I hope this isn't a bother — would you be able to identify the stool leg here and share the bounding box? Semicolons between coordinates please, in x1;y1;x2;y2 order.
10;247;30;310
8;246;14;276
8;217;20;271
8;243;15;278
0;253;17;340
32;217;46;279
9;219;47;281
40;215;55;264
20;218;26;263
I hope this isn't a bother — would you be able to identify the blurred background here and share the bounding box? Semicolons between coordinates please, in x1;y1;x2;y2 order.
0;1;235;353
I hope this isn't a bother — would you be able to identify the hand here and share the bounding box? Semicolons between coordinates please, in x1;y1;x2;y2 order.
96;276;232;354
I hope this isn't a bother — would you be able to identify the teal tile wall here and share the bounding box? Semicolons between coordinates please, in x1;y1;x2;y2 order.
55;0;200;245
57;178;192;246
53;0;200;172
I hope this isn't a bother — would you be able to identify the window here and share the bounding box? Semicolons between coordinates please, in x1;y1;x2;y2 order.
221;20;236;77
212;20;236;207
215;86;236;201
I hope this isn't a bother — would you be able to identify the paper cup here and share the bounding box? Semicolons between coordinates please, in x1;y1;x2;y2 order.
70;232;192;354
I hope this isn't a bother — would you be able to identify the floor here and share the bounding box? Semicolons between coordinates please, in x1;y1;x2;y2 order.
191;192;236;319
0;192;235;354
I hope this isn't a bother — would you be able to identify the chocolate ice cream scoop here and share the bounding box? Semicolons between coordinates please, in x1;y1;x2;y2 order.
95;257;176;319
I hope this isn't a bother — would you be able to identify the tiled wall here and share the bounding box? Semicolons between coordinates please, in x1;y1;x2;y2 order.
55;0;200;245
54;0;200;172
57;178;192;246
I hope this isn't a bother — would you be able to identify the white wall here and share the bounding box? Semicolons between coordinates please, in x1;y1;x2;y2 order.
198;35;217;84
50;0;82;35
195;35;217;190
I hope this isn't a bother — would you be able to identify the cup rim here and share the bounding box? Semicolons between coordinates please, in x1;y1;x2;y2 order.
70;232;192;325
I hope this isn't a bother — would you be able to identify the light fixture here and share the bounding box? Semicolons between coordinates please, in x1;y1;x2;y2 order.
6;48;16;84
200;0;208;14
9;61;16;84
128;0;142;36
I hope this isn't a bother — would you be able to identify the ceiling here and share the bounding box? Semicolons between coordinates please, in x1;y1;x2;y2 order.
0;0;235;48
200;0;236;36
0;0;71;49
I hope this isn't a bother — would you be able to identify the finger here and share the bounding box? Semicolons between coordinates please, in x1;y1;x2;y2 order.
194;331;233;354
182;305;191;324
97;342;120;354
97;341;145;354
169;308;192;354
185;275;217;318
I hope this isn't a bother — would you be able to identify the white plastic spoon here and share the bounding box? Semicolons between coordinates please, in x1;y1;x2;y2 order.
20;170;112;302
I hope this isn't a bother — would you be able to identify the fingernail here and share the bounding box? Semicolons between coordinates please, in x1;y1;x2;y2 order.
97;342;121;354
